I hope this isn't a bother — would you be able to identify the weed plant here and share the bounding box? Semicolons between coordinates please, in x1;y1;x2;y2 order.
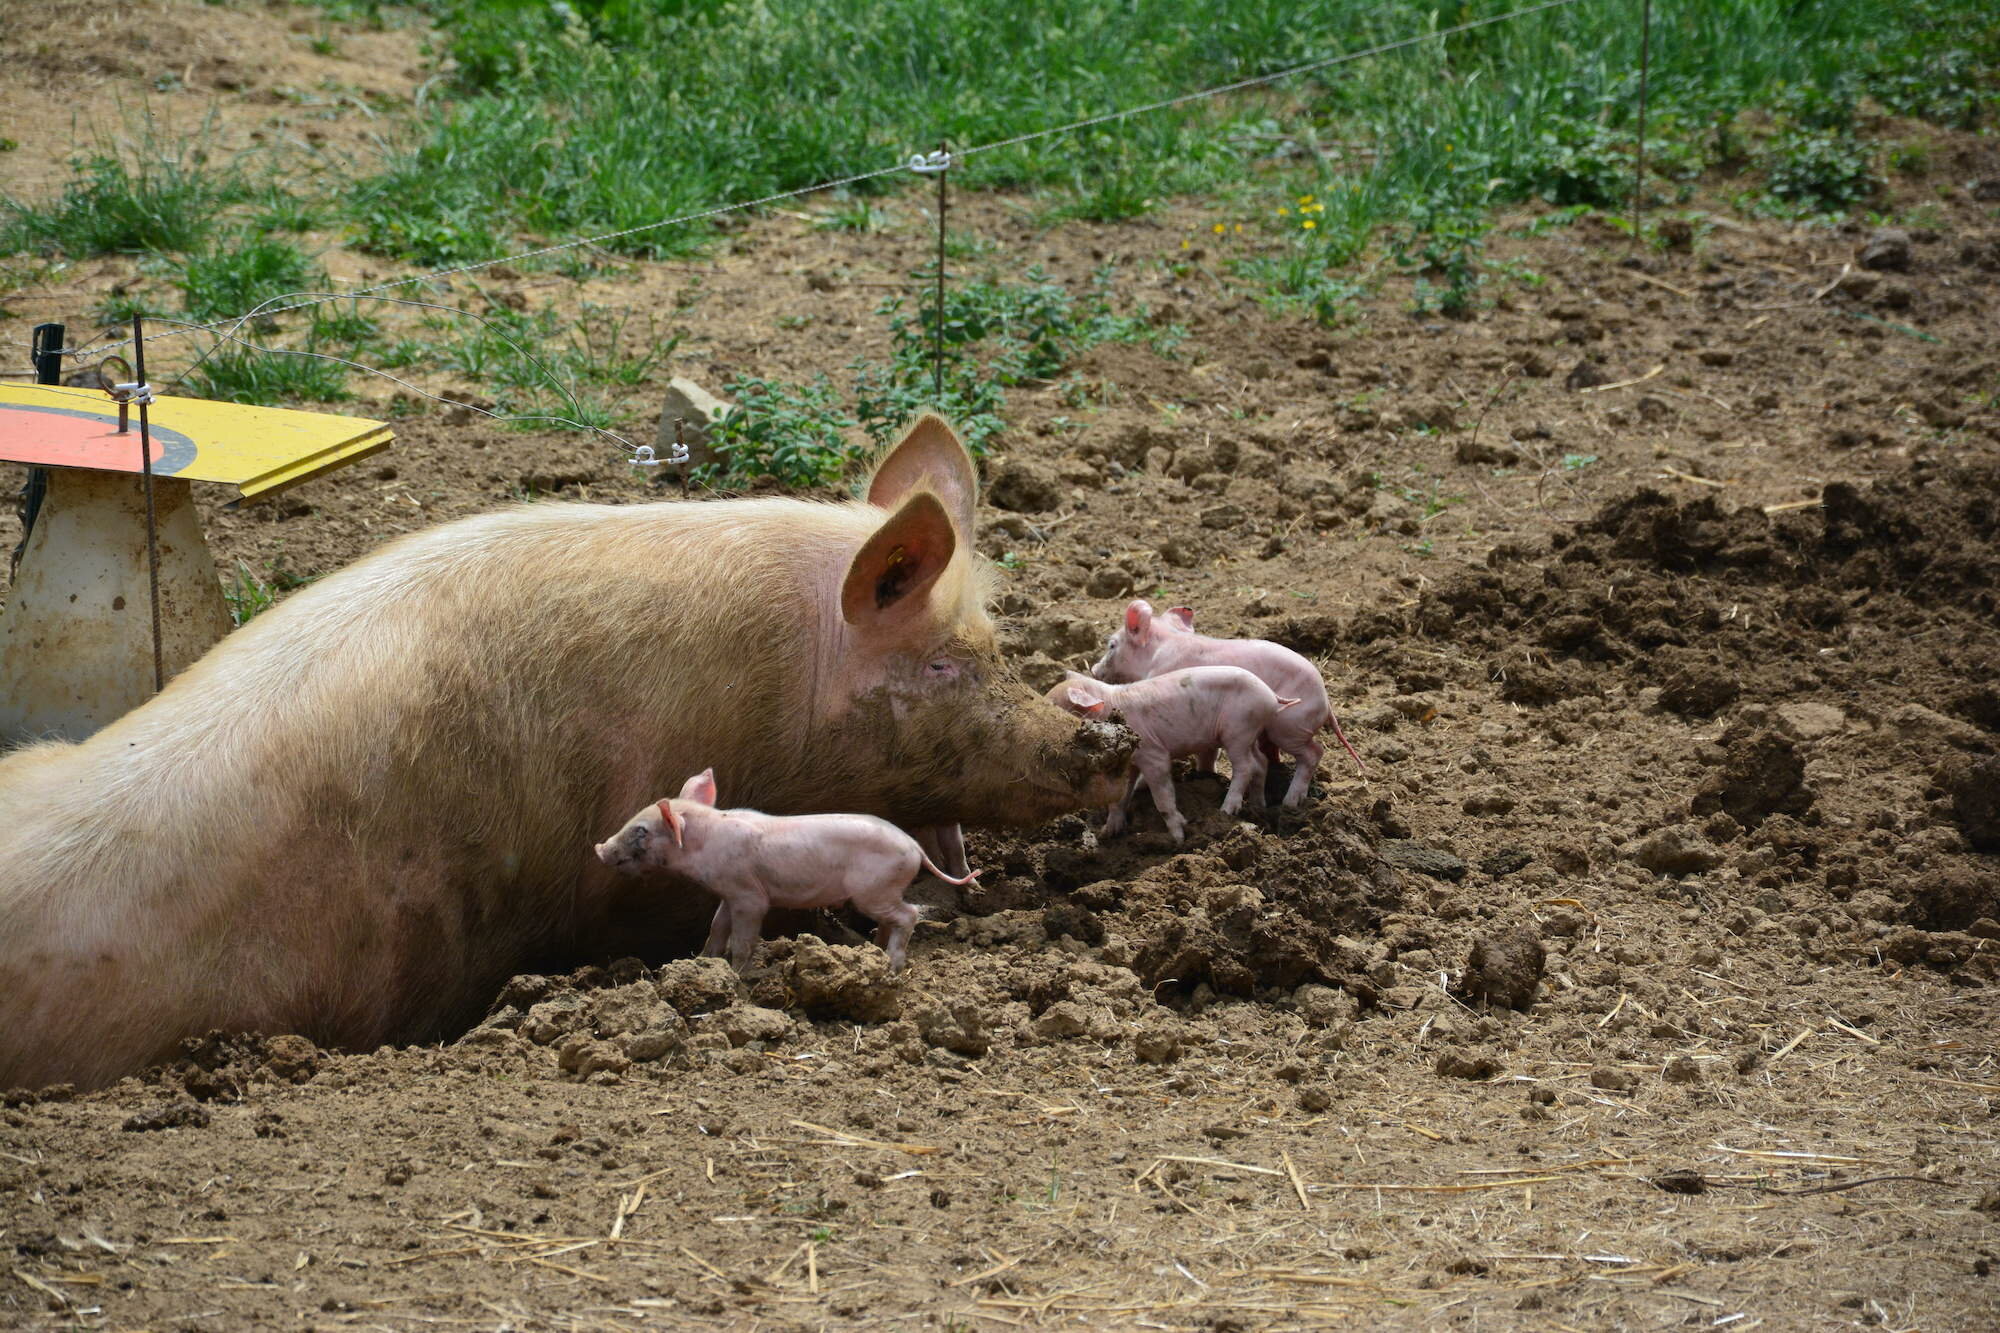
708;266;1174;487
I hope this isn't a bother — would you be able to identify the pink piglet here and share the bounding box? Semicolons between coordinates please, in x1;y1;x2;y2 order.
1048;666;1296;843
1091;599;1364;807
595;769;978;972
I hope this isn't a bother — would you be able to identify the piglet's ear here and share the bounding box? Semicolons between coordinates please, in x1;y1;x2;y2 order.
842;491;955;626
1168;606;1194;629
1064;686;1106;716
1124;599;1154;639
656;800;685;848
866;414;977;536
679;768;718;806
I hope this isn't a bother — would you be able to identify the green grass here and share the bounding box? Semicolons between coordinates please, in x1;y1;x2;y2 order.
333;0;1997;314
0;151;249;257
176;234;326;322
189;336;354;404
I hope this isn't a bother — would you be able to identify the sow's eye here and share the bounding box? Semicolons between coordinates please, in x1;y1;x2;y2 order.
923;659;961;680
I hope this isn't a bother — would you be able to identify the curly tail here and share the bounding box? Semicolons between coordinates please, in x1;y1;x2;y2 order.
1322;711;1367;777
918;855;982;886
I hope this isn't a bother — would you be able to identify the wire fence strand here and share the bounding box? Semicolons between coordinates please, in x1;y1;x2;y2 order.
52;0;1587;367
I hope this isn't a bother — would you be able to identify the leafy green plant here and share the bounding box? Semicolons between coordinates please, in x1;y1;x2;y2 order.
1761;129;1877;213
223;561;279;626
814;198;890;233
705;374;860;488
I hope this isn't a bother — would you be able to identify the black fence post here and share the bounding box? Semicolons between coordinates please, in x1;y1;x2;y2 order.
11;323;62;577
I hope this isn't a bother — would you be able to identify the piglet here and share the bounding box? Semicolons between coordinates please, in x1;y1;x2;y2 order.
595;769;977;972
1048;667;1296;843
1091;599;1364;807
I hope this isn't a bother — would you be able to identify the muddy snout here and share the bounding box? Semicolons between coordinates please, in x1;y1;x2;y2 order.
1066;716;1139;806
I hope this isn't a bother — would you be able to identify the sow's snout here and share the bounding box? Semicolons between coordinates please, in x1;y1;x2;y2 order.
1001;677;1137;818
1056;715;1138;808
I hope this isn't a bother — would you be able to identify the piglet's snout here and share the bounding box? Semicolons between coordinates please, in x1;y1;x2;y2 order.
595;824;652;869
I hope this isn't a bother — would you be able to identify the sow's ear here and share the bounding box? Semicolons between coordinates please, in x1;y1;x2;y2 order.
1167;606;1194;629
842;491;956;626
866;414;977;536
679;767;718;806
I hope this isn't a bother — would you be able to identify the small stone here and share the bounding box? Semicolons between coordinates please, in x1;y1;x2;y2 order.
121;1102;210;1132
1589;1065;1638;1093
987;457;1063;513
1296;1086;1332;1113
1435;1048;1504;1080
1199;503;1245;530
1461;927;1546;1010
1858;227;1912;273
655;958;740;1014
656;377;734;471
262;1034;320;1083
1462;788;1517;817
1084;565;1133;599
1696;348;1735;366
709;1005;792;1048
1630;824;1723;876
556;1036;631;1080
1564;358;1611;390
1775;702;1845;743
1382;843;1469;882
1133;1021;1184;1065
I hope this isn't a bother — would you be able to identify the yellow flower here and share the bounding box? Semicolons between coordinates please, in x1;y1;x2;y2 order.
1212;222;1226;234
1233;223;1243;233
1180;238;1191;249
1445;143;1454;153
1277;206;1290;216
1298;194;1315;205
1302;219;1317;230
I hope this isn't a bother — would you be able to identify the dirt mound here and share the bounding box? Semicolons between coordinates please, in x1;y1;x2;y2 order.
1394;472;2000;947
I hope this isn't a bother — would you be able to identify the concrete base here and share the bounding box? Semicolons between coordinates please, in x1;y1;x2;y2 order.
0;470;230;743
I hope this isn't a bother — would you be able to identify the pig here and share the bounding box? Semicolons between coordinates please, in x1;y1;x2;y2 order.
596;769;977;971
0;414;1133;1092
1048;667;1296;843
1090;599;1363;807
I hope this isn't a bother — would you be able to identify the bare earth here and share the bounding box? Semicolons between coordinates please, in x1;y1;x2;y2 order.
2;4;1998;1330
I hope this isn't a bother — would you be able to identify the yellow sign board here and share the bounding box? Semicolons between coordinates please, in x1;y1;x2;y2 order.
0;383;392;501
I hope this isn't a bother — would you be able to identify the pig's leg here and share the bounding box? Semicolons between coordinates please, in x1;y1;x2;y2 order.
703;900;732;958
1103;770;1142;837
932;824;969;880
1221;741;1264;817
726;895;768;973
872;900;921;972
1281;736;1324;808
1135;750;1185;842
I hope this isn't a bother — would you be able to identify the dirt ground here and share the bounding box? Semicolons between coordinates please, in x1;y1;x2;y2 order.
4;5;2000;1330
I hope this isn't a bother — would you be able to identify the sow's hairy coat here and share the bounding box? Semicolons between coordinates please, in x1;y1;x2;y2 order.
0;416;1125;1090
